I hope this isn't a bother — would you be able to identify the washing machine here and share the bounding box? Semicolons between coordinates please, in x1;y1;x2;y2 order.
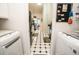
0;30;23;55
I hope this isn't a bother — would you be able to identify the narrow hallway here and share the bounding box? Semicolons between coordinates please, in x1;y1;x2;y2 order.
31;30;51;55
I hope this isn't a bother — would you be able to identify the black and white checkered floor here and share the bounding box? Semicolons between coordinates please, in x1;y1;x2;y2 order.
31;30;51;55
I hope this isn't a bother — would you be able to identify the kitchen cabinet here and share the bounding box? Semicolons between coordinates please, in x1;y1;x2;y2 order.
55;32;75;55
0;4;8;19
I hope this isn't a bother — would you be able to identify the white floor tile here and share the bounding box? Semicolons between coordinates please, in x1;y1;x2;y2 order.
31;30;51;55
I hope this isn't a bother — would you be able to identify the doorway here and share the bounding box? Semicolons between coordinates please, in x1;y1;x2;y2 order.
29;3;52;55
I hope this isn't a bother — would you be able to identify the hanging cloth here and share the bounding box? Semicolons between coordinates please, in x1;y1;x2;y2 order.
68;11;73;24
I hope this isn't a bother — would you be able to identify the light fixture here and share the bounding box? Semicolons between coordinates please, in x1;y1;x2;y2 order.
37;3;42;5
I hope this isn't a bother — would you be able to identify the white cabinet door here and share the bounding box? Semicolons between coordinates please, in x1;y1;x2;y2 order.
0;4;8;18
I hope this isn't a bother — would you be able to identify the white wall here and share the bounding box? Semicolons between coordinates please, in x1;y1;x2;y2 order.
0;3;30;54
52;3;79;33
52;3;72;32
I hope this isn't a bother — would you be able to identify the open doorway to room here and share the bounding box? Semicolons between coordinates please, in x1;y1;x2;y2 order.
29;3;52;55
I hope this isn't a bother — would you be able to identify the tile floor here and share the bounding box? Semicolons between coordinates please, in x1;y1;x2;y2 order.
31;30;51;55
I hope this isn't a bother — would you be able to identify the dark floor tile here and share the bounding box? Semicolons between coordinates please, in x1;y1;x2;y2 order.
40;44;41;46
45;47;47;49
39;47;41;49
49;44;50;46
45;51;47;53
33;51;36;53
39;51;41;53
34;47;36;48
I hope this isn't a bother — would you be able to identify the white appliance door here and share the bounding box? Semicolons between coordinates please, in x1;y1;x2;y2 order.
2;37;23;55
55;32;75;55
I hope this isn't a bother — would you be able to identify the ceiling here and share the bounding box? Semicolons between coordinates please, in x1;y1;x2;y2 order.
29;3;43;14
